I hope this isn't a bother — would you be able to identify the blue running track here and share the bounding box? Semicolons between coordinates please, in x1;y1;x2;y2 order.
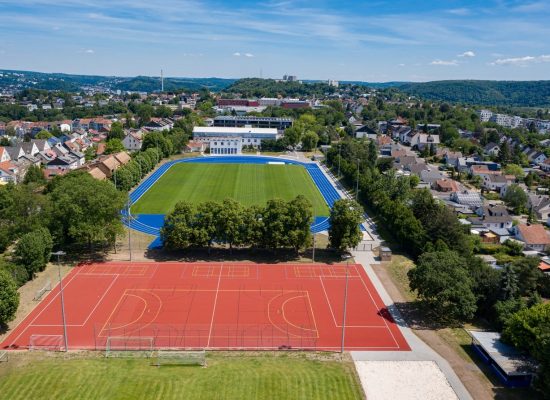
122;155;348;248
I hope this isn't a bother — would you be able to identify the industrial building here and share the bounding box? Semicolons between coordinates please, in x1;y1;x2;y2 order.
213;116;293;131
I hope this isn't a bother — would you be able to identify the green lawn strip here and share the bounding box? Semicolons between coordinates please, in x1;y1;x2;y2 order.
0;353;363;400
131;163;329;216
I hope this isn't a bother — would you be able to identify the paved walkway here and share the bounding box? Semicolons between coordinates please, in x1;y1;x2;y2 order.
350;250;473;400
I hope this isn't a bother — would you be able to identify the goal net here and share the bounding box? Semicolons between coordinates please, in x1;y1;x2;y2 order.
33;280;52;301
105;336;154;358
29;335;64;351
0;351;7;363
152;350;206;367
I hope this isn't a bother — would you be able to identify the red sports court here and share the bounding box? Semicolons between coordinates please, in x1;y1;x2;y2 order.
1;262;409;352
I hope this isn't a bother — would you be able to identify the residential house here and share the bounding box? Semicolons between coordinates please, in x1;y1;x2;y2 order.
469;205;514;231
81;151;131;180
355;125;378;140
0;147;10;163
528;194;550;221
532;152;547;165
0;161;18;184
122;131;144;151
433;179;459;193
483;174;511;191
441;150;463;168
409;133;440;151
514;223;550;252
143;118;174;132
185;141;207;153
541;158;550;173
484;142;500;157
419;169;444;185
46;155;79;171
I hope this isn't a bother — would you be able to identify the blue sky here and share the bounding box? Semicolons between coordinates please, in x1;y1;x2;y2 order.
1;0;549;81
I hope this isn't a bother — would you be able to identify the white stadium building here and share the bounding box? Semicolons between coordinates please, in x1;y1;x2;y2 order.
192;126;280;155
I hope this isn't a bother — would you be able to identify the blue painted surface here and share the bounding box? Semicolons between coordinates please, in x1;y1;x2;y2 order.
122;155;358;249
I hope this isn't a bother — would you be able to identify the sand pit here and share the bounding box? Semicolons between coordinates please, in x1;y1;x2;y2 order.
355;360;459;400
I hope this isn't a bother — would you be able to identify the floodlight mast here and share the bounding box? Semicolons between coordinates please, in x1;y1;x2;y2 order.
51;250;68;352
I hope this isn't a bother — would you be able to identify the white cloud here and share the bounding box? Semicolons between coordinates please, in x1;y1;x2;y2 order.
233;52;241;56
447;8;470;16
513;2;549;13
430;59;458;66
244;53;254;57
84;49;95;54
398;63;406;67
490;54;550;66
458;51;475;58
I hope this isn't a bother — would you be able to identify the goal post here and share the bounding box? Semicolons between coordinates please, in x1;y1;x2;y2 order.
0;351;8;363
152;350;206;367
29;335;64;351
33;279;52;301
105;336;154;358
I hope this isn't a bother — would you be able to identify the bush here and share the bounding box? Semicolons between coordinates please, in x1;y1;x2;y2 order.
14;228;52;277
0;269;19;324
0;260;29;287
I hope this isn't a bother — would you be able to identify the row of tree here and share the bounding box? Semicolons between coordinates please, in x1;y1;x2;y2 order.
327;138;550;397
326;139;549;323
161;197;313;252
0;171;126;325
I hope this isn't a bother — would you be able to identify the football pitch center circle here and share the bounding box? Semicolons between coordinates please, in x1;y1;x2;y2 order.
123;155;344;245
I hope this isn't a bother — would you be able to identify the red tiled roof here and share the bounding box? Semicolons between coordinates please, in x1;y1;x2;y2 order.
517;224;550;245
435;179;459;192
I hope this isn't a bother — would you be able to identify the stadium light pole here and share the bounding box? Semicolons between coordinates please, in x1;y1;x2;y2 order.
340;253;351;354
127;199;132;262
312;232;316;262
355;159;360;202
337;143;341;179
52;250;68;352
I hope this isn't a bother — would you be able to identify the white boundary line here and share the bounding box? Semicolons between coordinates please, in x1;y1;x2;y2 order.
206;264;223;348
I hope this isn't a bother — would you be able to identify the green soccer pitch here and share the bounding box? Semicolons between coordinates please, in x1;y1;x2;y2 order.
131;163;330;216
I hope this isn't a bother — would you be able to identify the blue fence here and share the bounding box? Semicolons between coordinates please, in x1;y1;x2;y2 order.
123;156;345;248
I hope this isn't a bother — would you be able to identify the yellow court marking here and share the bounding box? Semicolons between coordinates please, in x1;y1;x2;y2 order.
281;295;319;335
99;290;163;337
267;291;319;338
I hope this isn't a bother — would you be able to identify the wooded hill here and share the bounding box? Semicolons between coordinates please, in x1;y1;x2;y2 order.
399;80;550;107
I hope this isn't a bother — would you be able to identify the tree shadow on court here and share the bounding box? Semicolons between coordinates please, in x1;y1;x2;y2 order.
144;247;346;265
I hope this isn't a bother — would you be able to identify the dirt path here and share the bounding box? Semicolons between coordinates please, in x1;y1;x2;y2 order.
371;263;495;400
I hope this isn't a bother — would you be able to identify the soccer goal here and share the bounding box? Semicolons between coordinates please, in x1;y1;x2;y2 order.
152;350;206;367
33;279;52;301
0;351;8;363
29;335;65;351
105;336;154;358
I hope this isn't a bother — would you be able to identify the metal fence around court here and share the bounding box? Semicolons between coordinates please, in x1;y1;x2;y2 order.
94;323;319;352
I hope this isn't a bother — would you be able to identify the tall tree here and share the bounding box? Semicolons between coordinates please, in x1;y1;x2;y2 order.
48;171;126;247
161;201;195;249
503;184;528;213
285;195;313;252
217;198;244;250
23;165;46;185
0;270;19;325
108;121;125;140
328;199;363;252
408;250;477;322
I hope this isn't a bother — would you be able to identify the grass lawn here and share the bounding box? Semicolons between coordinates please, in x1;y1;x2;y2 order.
131;163;329;216
0;352;363;400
